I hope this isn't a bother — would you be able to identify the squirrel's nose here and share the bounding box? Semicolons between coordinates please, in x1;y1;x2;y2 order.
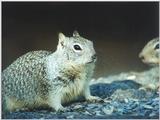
140;56;145;60
139;54;144;60
139;54;145;60
92;54;97;60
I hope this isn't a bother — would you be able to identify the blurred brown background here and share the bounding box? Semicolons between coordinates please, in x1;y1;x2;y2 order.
2;2;159;78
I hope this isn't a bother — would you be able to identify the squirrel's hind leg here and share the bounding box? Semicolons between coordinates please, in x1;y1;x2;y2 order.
5;97;27;112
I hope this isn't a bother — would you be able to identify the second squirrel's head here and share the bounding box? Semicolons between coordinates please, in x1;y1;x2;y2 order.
139;37;159;66
56;31;97;64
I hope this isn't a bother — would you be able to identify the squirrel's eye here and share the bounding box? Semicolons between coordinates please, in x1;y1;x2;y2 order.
74;45;82;51
154;43;159;50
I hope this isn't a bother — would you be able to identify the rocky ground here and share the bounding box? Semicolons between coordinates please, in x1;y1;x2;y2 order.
5;69;159;119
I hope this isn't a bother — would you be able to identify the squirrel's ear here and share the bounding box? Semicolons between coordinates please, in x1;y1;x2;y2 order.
59;33;66;41
73;30;80;37
58;33;66;48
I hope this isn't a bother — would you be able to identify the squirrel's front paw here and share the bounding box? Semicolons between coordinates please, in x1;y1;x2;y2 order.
57;107;67;112
53;105;67;112
86;96;104;103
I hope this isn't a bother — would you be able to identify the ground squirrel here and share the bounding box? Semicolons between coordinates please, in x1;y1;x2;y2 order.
138;37;159;90
91;37;159;91
2;31;102;115
139;37;159;66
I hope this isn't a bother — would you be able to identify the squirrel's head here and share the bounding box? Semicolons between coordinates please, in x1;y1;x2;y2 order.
139;37;159;66
57;31;97;65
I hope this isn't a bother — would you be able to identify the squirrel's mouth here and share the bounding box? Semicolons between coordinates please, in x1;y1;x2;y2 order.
87;59;97;64
142;59;157;66
147;62;157;66
87;61;93;64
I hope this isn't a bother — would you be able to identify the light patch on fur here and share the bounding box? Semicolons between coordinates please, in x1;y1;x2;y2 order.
46;52;60;81
5;97;26;112
5;95;49;112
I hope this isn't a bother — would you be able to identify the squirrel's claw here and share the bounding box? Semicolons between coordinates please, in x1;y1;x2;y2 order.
86;96;104;103
56;106;67;112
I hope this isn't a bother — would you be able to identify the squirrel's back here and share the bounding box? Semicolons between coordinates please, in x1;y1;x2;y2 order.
2;51;52;111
